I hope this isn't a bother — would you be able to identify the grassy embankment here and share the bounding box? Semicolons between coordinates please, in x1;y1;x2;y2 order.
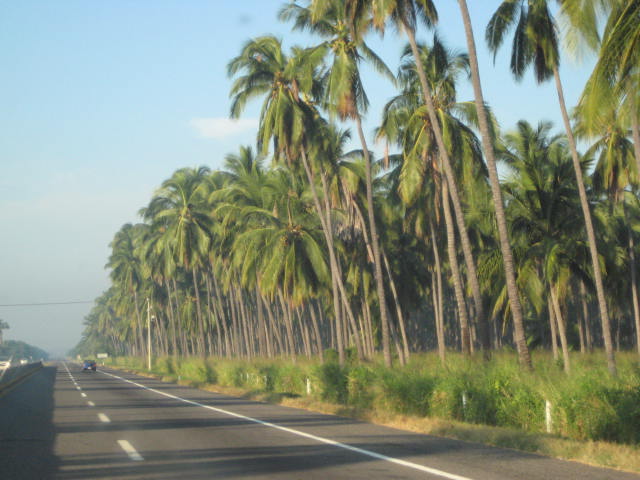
104;351;640;473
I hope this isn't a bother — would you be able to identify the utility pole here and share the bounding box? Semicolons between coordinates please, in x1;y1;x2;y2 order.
146;298;152;371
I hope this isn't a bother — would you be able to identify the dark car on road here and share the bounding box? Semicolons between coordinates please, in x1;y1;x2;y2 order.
82;360;97;371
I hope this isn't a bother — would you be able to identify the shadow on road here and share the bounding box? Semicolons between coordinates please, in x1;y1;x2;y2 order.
0;366;59;479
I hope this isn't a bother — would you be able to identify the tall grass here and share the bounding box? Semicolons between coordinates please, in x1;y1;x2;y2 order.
107;350;640;445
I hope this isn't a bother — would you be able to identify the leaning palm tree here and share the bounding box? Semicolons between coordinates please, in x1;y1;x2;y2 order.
282;0;397;366
377;36;487;356
342;0;495;361
456;0;530;365
227;35;352;363
487;0;617;375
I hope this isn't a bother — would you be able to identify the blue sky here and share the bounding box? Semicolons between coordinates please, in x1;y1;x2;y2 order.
0;1;596;357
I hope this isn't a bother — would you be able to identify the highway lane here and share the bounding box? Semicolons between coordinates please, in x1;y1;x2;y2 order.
1;363;639;479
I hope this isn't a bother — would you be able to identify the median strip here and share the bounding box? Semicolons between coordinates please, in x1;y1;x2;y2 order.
117;440;144;461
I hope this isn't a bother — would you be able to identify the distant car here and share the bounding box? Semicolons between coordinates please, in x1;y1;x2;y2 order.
82;360;97;371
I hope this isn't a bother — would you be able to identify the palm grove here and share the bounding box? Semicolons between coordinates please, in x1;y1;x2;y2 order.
75;0;640;376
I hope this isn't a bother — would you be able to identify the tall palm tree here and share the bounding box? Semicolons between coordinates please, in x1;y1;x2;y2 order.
282;0;397;366
501;120;586;372
377;35;487;355
487;0;617;375
456;0;530;366
227;36;351;363
106;223;146;356
585;0;640;177
350;0;494;360
141;166;213;357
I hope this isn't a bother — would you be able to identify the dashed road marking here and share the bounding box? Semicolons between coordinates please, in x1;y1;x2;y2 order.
81;392;87;398
101;370;472;480
98;413;111;423
117;440;144;461
87;401;95;407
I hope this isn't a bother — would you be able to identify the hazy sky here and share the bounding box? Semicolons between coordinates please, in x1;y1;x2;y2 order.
0;1;595;357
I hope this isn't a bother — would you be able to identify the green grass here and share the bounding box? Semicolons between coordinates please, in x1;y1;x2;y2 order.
104;350;640;472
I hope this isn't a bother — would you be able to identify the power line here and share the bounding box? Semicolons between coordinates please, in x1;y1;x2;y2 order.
0;301;94;307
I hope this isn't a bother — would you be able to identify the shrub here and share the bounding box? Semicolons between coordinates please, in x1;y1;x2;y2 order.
177;359;215;384
346;365;376;409
314;361;348;404
377;369;435;416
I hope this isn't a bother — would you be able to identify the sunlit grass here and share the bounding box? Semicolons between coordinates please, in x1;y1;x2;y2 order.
106;350;640;472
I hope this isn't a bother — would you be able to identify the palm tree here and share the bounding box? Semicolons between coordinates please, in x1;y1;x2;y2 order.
141;166;213;357
487;0;617;375
106;223;146;356
283;0;397;366
456;0;531;366
585;0;640;177
377;35;487;355
228;35;365;364
350;0;494;360
501;120;586;372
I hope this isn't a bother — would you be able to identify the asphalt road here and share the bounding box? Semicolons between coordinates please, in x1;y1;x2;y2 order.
1;363;639;480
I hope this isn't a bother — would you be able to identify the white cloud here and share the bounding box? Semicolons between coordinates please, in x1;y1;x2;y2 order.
189;117;258;139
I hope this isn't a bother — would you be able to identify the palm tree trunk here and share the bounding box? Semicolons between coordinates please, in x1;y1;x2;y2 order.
548;299;559;360
278;291;296;358
550;285;570;373
211;275;231;357
362;295;375;358
132;290;145;358
299;148;346;364
553;66;616;376
457;0;527;362
354;114;392;367
205;274;222;357
349;195;399;360
256;287;272;358
579;280;593;351
238;289;253;359
443;180;471;355
430;219;446;363
191;268;206;357
228;289;240;357
630;97;640;178
320;174;367;358
262;295;283;356
629;228;640;356
309;302;324;360
382;249;410;364
165;279;178;355
403;24;489;363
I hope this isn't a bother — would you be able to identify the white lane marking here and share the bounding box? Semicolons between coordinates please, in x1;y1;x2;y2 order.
87;401;95;407
76;386;81;390
81;392;87;398
118;440;144;461
98;413;111;423
100;371;472;480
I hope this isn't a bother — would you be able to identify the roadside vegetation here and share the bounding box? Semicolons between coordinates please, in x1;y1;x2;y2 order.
106;351;640;472
73;0;640;466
